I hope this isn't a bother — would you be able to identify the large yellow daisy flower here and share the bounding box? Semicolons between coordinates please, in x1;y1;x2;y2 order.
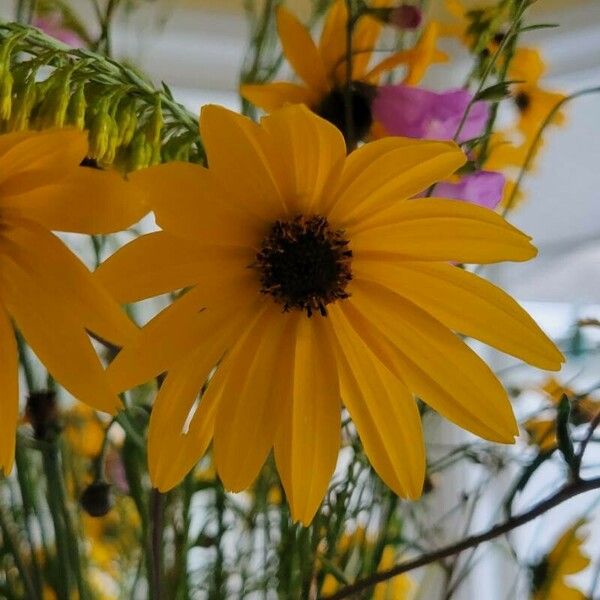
0;128;146;475
97;104;562;524
241;1;446;147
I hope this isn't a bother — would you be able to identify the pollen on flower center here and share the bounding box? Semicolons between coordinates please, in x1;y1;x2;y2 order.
315;82;376;149
254;215;352;317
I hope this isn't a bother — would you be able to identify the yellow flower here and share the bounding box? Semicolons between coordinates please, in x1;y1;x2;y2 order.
321;543;414;598
524;417;556;452
241;1;446;146
531;520;590;600
0;128;146;475
493;48;566;171
97;104;562;524
63;403;106;458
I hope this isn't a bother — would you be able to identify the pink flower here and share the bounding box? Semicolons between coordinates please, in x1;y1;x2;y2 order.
433;171;505;209
33;14;85;48
373;85;504;208
373;85;489;143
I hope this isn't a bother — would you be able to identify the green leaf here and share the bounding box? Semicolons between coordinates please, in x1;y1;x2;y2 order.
556;394;576;470
475;80;523;102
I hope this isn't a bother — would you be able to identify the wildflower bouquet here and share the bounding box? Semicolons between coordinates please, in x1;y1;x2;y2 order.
0;0;599;598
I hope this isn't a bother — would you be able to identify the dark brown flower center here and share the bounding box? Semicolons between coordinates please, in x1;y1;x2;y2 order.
514;91;531;113
254;215;352;317
315;82;376;150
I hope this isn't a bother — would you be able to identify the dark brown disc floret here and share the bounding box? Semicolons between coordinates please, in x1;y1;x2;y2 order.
254;215;353;317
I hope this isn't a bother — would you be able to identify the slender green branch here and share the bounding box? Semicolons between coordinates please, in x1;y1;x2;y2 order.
324;476;600;599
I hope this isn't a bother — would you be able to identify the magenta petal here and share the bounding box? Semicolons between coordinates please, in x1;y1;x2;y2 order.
434;171;505;209
33;16;85;48
373;85;489;143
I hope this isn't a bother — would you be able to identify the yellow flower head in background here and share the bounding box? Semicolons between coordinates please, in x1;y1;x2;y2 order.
98;104;562;524
63;403;106;459
531;520;590;600
241;0;446;147
510;48;566;137
0;128;146;475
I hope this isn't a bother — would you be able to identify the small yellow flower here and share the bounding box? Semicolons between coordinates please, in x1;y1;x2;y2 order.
63;403;106;458
531;520;590;600
241;1;446;146
524;417;556;452
98;104;562;524
0;129;146;475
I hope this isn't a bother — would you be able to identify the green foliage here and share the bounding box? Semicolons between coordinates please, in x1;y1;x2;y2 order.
0;22;203;171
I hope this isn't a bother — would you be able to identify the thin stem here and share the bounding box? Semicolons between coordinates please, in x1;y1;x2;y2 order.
0;500;39;599
150;488;164;600
324;476;600;600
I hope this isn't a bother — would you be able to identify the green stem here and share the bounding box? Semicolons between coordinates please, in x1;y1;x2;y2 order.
0;499;39;599
41;446;72;600
150;488;164;600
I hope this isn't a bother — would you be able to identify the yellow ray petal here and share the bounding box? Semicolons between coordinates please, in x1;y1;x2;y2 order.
107;277;261;393
0;129;87;187
274;316;341;525
96;232;250;304
240;82;317;113
148;344;228;492
329;312;425;498
200;105;288;221
349;198;537;264
339;284;518;443
351;10;385;80
2;220;137;347
129;161;266;247
2;166;148;235
319;0;347;81
214;308;298;492
327;137;465;224
261;104;345;215
353;260;563;370
1;245;120;414
0;304;18;475
276;7;329;94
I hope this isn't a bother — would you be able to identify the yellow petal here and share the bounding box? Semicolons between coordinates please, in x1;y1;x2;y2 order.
107;275;261;392
274;316;341;525
327;137;466;224
2;219;137;347
240;82;317;113
0;128;87;187
1;242;120;414
330;312;425;498
353;259;563;370
350;198;537;264
0;303;18;475
319;0;347;81
199;105;287;222
2;166;148;234
351;11;384;80
96;232;248;304
214;308;298;491
261;104;345;215
339;283;518;443
130;161;265;247
148;343;227;492
276;7;329;94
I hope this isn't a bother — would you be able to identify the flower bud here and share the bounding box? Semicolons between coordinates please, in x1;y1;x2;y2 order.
25;391;59;441
368;5;422;30
80;481;114;517
67;83;87;130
